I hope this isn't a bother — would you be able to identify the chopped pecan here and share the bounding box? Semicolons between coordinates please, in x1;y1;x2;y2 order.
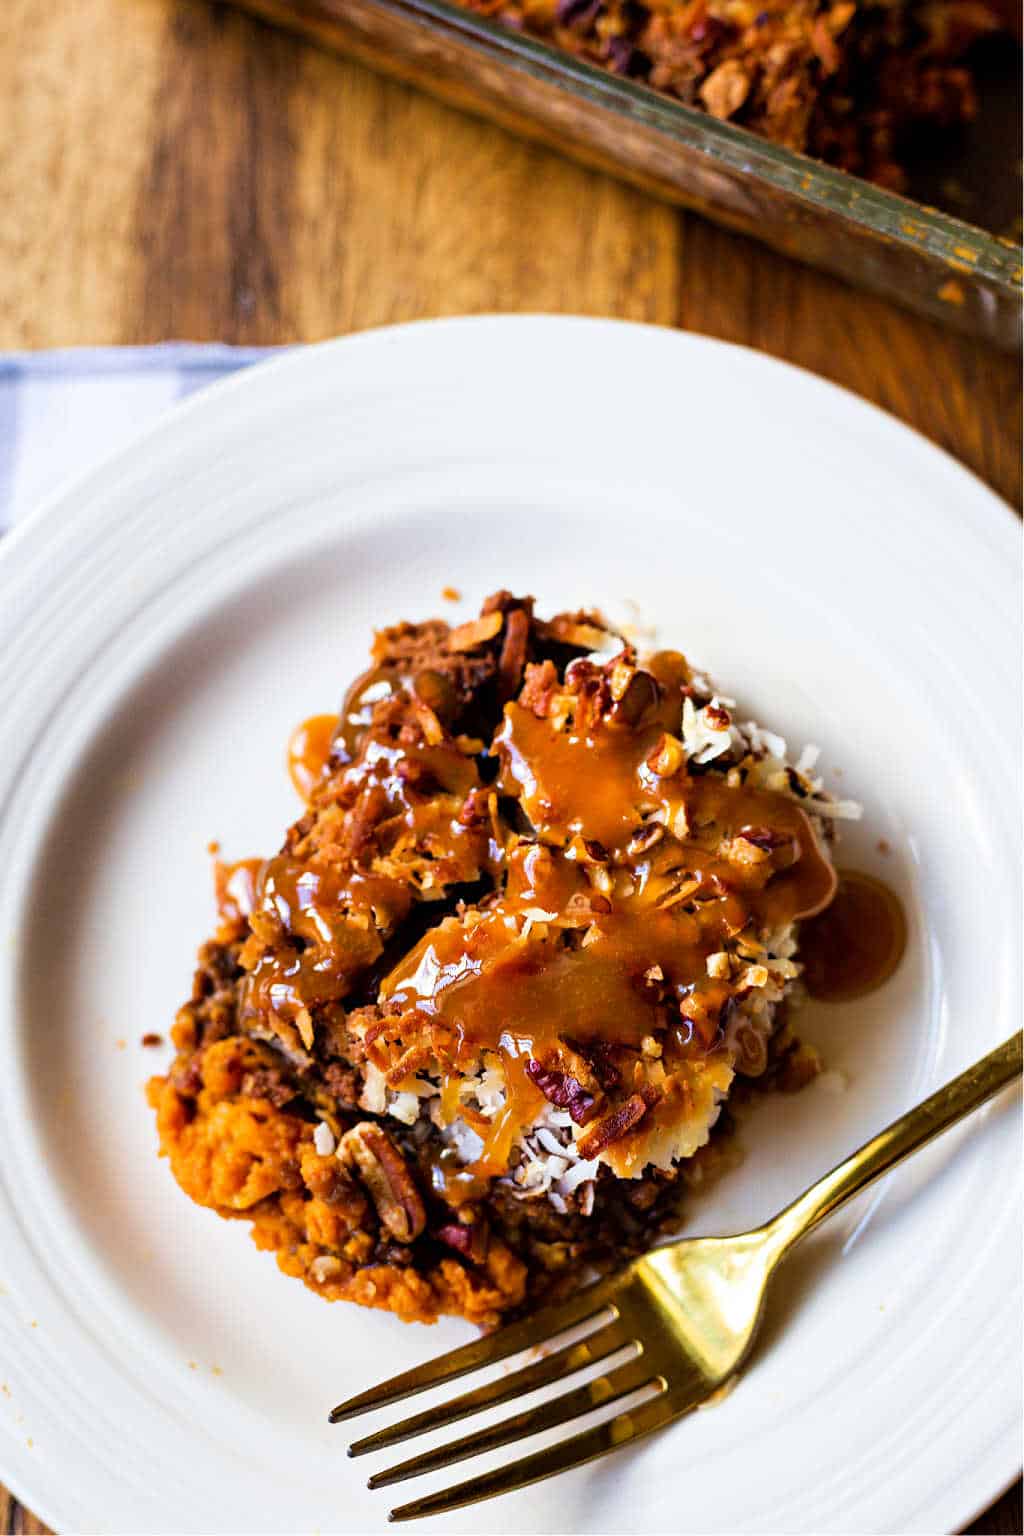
560;891;612;927
277;1156;306;1193
576;1089;661;1159
337;1122;427;1243
557;0;601;20
557;0;601;21
645;733;685;777
526;1060;597;1125
412;668;458;725
810;11;848;72
608;657;636;702
703;703;732;730
612;669;659;727
627;1180;660;1211
734;1024;768;1077
679;986;726;1046
700;60;751;119
305;1159;371;1228
481;589;534;620
786;767;809;798
562;658;612;729
737;824;787;850
406;695;445;746
436;1219;490;1264
733;825;799;871
309;1254;346;1285
628;821;664;855
518;659;560;718
564;1036;621;1088
497;606;531;704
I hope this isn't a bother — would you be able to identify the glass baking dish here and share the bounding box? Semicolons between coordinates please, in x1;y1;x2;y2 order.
238;0;1022;347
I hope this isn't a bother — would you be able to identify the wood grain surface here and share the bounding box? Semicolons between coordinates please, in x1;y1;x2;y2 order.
0;1;1020;1530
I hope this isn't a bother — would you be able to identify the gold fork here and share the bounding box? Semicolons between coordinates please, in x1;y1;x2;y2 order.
330;1031;1021;1522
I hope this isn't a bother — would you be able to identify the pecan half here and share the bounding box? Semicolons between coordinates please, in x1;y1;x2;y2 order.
336;1122;426;1243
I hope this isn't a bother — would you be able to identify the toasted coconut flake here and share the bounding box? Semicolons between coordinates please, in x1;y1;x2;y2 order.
446;612;503;651
296;1008;315;1051
542;616;620;652
358;1061;387;1115
313;1121;336;1156
557;1157;601;1194
796;743;821;774
799;796;863;820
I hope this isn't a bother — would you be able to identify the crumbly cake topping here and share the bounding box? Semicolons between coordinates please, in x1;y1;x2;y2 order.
232;596;838;1182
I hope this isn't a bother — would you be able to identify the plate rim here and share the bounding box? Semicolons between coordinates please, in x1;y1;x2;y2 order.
0;315;1019;1534
1;316;1020;587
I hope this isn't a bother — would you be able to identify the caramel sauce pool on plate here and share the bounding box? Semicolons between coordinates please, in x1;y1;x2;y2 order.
800;869;907;1002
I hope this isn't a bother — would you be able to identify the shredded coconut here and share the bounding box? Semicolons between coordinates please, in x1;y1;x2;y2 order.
313;1121;336;1156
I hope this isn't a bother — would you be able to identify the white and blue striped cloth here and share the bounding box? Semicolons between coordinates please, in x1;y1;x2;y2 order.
0;344;274;533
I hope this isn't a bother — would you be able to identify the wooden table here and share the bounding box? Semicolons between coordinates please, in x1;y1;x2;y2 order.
0;2;1020;1530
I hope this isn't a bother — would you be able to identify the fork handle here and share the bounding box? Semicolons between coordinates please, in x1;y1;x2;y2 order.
765;1031;1022;1257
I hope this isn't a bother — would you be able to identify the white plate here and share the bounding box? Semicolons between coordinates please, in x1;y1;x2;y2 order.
0;317;1019;1536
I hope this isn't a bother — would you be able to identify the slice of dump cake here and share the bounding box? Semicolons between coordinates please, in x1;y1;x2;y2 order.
149;593;857;1327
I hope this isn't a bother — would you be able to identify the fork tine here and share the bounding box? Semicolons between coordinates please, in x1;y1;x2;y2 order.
368;1349;650;1489
349;1316;633;1457
386;1379;696;1521
329;1275;622;1423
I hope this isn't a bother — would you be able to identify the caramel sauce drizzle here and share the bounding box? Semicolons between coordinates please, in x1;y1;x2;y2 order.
234;639;881;1177
287;714;339;802
213;857;263;934
242;719;489;1033
381;688;837;1172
